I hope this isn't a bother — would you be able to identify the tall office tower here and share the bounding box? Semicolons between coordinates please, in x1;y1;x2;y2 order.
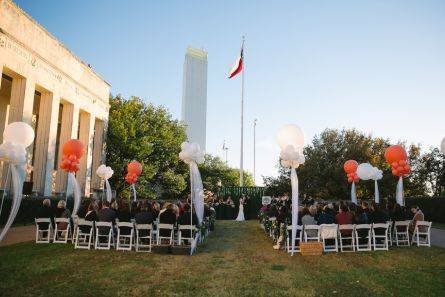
181;46;208;150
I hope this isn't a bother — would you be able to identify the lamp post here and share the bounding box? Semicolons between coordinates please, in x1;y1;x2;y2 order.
222;140;229;164
253;118;257;185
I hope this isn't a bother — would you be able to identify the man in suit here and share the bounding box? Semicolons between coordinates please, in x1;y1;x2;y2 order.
97;201;117;223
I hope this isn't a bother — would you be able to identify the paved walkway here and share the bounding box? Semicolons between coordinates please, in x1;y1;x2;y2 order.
1;224;445;248
0;225;35;246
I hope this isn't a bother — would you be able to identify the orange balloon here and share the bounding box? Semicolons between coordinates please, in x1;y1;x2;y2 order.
127;161;142;176
385;145;407;164
62;139;85;159
344;160;358;174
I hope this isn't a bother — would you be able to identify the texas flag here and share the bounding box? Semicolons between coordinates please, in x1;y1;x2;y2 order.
228;45;244;79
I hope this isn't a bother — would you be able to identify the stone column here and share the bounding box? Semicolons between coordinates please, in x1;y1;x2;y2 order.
8;76;34;124
32;91;60;196
91;119;105;190
55;102;79;193
76;111;94;196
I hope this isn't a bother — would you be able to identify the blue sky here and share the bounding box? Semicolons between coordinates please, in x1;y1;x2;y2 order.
15;0;445;184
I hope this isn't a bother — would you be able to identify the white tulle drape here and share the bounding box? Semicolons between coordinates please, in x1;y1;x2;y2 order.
68;172;81;217
374;180;380;204
190;162;204;224
351;182;357;204
131;184;137;202
0;165;23;242
396;176;404;206
290;167;299;256
105;179;112;202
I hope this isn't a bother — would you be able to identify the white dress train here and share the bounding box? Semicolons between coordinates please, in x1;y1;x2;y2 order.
235;203;245;221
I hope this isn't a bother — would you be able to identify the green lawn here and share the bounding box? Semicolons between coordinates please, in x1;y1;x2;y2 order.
0;221;444;297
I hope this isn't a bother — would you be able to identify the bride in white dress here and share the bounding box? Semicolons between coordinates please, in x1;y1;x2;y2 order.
235;197;245;221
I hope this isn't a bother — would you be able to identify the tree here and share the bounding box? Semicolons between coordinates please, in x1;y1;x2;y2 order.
263;128;430;200
198;155;255;193
106;95;188;199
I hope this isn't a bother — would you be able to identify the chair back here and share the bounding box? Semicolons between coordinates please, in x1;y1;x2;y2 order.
394;220;410;227
287;225;303;231
117;222;134;228
135;223;152;230
355;224;371;230
96;221;113;228
158;223;174;230
179;225;197;231
416;221;432;232
77;219;93;227
35;218;51;224
372;223;389;229
338;224;354;231
320;224;338;239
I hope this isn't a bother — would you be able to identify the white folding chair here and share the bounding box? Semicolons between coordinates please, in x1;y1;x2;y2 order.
411;221;432;247
354;224;372;251
387;221;393;246
72;215;79;243
320;224;338;252
304;225;320;242
95;221;115;250
338;224;355;252
53;218;72;243
286;225;303;253
75;219;94;250
269;217;276;237
394;220;410;246
156;223;174;245
35;218;52;243
178;225;197;245
116;222;134;251
135;223;153;252
372;223;389;251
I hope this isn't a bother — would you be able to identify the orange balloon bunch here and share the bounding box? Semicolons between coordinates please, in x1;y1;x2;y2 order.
385;145;410;177
60;139;85;173
125;161;142;184
344;160;359;183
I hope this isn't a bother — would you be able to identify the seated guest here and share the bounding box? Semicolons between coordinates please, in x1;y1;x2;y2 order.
151;201;160;218
97;201;117;224
335;204;353;235
317;205;335;225
135;201;155;225
369;202;389;224
301;207;318;238
177;204;199;239
354;207;368;225
36;198;55;229
409;205;424;234
55;200;71;219
84;203;98;221
159;203;177;237
118;200;132;222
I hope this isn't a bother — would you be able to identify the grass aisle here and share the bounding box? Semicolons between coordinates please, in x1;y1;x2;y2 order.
0;221;444;297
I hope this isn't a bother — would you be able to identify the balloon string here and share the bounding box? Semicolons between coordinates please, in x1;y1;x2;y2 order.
0;163;11;219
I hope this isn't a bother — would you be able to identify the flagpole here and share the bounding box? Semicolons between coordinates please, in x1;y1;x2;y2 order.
240;36;245;187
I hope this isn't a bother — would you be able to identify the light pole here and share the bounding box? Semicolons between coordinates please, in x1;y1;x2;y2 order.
253;118;257;185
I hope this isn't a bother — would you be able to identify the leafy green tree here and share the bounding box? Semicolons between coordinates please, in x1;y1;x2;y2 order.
198;154;254;193
264;128;429;200
106;95;188;199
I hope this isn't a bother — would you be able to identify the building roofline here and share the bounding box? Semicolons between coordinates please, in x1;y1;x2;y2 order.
7;0;111;86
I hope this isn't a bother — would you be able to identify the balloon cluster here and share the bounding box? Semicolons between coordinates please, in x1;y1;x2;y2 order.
96;164;113;180
357;163;383;180
280;145;305;168
125;161;142;184
179;142;205;164
0;122;34;164
344;160;359;183
60;139;85;173
385;145;410;177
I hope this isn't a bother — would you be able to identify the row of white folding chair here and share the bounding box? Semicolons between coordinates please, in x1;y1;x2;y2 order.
285;224;338;253
35;218;72;244
391;220;432;247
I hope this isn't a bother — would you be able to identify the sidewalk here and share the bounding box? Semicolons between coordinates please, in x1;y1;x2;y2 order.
431;228;445;248
0;225;35;246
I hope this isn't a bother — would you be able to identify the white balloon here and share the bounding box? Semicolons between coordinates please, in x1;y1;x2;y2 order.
3;122;35;148
277;124;304;150
179;142;205;164
0;141;27;164
280;145;305;168
96;164;113;180
357;163;374;180
441;137;445;154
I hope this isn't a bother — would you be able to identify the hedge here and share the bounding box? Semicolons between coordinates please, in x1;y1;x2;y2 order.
405;196;445;223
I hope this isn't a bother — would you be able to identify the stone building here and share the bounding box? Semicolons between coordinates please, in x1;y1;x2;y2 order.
0;0;110;197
